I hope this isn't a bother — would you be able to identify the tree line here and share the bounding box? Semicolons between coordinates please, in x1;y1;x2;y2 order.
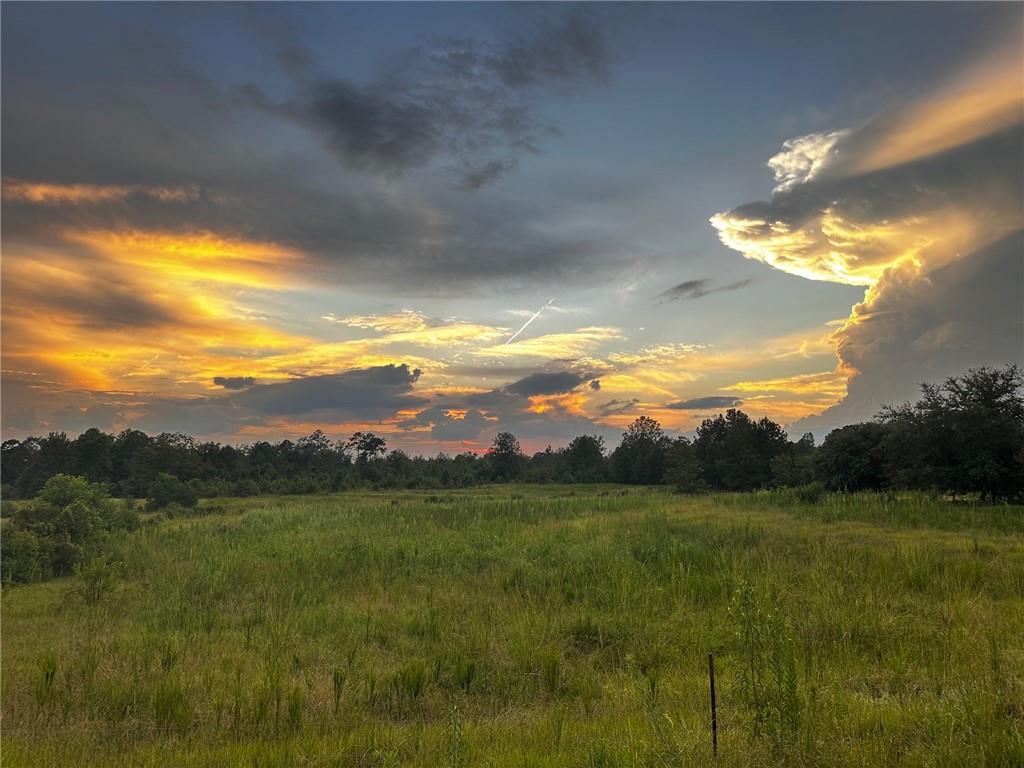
2;365;1022;503
2;365;1021;585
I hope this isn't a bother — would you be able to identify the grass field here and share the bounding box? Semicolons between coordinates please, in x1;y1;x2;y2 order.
2;486;1023;767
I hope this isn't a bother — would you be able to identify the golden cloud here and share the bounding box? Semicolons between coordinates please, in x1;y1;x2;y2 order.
476;326;624;359
2;178;201;205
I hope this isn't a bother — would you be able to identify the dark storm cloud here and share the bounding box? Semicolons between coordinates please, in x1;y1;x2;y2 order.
795;231;1024;435
230;364;424;417
665;396;742;410
212;376;256;390
4;365;429;439
458;158;516;191
486;10;611;88
1;5;639;296
401;367;615;445
246;8;611;187
399;405;492;441
657;278;753;302
290;81;440;175
505;370;588;397
597;398;638;417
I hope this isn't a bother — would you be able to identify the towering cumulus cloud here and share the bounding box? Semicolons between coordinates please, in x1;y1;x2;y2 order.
711;43;1024;431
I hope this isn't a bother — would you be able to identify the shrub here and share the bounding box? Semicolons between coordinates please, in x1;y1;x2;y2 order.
146;473;198;512
74;554;122;606
794;482;826;504
731;582;801;742
37;473;111;510
1;524;46;584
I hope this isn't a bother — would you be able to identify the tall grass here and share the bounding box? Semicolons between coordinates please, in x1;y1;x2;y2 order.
2;485;1022;766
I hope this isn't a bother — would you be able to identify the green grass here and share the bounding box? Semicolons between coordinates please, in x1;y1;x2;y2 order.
2;486;1023;766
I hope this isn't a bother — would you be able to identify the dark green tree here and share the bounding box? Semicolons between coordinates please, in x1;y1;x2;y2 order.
345;432;387;463
878;365;1024;500
610;416;670;484
562;435;607;482
486;432;525;481
770;432;817;488
146;472;198;512
815;423;890;492
694;410;788;490
663;436;706;492
73;427;114;483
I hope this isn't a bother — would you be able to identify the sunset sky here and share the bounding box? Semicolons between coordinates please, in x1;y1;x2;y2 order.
2;3;1022;454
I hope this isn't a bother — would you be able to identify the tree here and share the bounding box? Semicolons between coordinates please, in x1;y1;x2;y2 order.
877;365;1024;500
73;428;114;483
345;432;387;463
146;472;198;512
663;437;705;492
694;410;788;491
110;429;155;498
815;423;890;492
770;433;817;488
562;435;607;482
526;446;563;483
5;474;136;581
611;416;670;484
486;432;525;481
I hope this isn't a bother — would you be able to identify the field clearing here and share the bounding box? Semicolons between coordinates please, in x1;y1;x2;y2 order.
2;486;1023;767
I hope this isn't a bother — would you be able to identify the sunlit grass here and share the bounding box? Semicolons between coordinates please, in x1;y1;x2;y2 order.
2;487;1022;766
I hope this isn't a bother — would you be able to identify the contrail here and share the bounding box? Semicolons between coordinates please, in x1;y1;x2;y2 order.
504;298;555;345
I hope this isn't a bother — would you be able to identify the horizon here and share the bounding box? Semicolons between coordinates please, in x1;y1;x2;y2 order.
3;3;1022;456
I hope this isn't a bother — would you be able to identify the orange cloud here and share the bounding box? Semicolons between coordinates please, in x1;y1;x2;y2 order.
727;370;849;399
853;43;1024;175
2;178;201;205
65;230;305;290
476;326;624;359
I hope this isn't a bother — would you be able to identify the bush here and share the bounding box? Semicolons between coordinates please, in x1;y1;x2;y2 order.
146;473;197;512
74;554;122;606
794;482;826;504
37;474;110;510
1;524;47;584
1;474;138;584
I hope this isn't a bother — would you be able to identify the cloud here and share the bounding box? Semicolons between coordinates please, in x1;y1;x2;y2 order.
657;278;753;302
665;396;742;410
458;158;516;191
767;131;848;193
213;376;256;390
727;371;848;398
50;404;123;433
0;7;640;297
2;179;201;206
505;371;589;397
597;398;639;417
2;256;185;331
230;363;425;417
402;367;618;449
484;9;611;88
399;405;492;442
712;41;1024;434
248;8;611;188
794;230;1024;433
477;326;624;359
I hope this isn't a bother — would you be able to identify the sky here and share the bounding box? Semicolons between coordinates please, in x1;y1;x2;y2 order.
2;2;1022;454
